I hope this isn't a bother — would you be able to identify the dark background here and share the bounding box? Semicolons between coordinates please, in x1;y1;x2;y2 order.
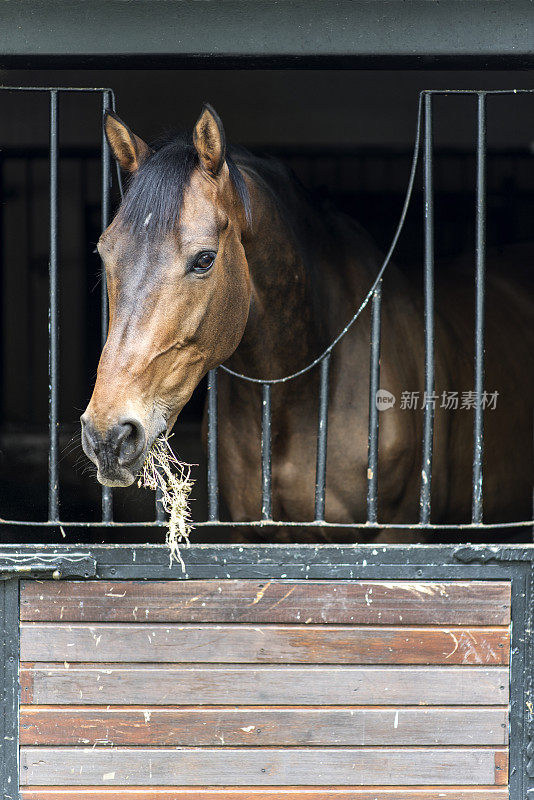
1;68;533;538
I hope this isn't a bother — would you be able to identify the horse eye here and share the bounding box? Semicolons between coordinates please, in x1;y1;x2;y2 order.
192;251;216;273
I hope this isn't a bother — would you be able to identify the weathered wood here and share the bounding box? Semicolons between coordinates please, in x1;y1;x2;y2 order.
19;705;508;746
19;746;508;786
19;787;511;800
494;749;509;785
19;623;510;665
20;664;509;706
19;580;512;625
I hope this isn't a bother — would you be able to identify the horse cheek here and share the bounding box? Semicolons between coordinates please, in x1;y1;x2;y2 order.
220;240;251;355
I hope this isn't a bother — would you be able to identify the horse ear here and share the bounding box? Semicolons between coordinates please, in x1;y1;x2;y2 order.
193;104;226;177
104;110;151;173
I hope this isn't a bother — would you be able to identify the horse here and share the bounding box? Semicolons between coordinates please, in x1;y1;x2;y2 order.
81;104;533;542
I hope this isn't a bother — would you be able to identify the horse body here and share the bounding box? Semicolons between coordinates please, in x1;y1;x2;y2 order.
215;170;421;535
81;106;532;540
214;162;533;537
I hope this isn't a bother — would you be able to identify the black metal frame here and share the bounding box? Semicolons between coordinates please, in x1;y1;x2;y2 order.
1;85;533;799
0;541;533;798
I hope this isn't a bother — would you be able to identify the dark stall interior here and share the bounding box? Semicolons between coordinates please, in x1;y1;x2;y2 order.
1;68;533;543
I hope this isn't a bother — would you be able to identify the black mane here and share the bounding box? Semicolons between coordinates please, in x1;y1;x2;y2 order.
117;132;251;237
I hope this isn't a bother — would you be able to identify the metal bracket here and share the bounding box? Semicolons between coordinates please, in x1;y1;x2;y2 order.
454;545;534;564
0;552;96;580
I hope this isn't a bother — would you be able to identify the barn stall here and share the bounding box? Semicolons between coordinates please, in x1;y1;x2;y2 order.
0;2;533;799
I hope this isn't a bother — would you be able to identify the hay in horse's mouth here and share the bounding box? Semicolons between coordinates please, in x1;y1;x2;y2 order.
137;435;194;571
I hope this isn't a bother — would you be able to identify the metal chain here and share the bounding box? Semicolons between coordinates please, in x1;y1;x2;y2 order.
221;93;424;384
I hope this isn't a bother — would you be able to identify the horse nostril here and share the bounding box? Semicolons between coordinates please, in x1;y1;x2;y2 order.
80;414;99;456
116;417;146;466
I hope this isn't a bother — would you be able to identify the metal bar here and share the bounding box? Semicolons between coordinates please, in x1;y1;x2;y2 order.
419;92;435;525
207;368;219;522
314;353;330;521
0;517;533;531
367;281;382;523
48;89;59;521
472;93;486;524
0;154;4;426
261;382;272;520
0;86;116;92
155;486;165;522
0;554;96;579
2;87;534;96
0;539;527;571
1;579;19;800
101;90;113;522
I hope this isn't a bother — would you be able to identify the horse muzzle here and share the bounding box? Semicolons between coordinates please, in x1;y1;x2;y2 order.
80;413;147;487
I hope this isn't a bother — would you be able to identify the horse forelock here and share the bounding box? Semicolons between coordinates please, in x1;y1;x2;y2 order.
116;133;251;238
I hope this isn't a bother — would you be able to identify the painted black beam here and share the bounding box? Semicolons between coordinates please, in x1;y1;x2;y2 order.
0;1;533;68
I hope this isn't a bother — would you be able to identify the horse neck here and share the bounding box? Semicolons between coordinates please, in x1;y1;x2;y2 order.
227;170;331;381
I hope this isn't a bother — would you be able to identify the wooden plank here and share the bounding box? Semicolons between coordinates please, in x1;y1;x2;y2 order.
20;580;512;625
19;746;508;786
494;750;509;785
19;787;511;800
19;623;510;665
19;705;509;746
20;664;509;706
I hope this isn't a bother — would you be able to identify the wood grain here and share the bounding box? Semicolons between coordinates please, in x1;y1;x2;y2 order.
19;787;511;800
494;750;509;785
19;623;510;665
19;705;508;746
20;747;507;786
19;580;512;625
20;664;509;706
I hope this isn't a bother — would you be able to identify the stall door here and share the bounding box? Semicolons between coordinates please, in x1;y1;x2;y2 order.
19;578;509;798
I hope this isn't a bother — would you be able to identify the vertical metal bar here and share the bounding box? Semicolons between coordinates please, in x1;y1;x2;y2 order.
155;486;165;522
314;353;330;521
0;154;4;426
367;281;382;523
1;579;20;800
207;368;219;521
48;90;60;521
261;383;272;520
101;90;113;522
472;93;486;524
419;92;435;525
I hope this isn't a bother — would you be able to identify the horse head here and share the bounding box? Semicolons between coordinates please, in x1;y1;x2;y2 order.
81;105;251;486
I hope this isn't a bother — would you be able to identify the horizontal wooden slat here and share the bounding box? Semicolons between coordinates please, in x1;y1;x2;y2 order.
20;747;507;786
19;787;511;800
19;705;508;746
20;664;509;706
19;580;512;625
19;623;510;665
